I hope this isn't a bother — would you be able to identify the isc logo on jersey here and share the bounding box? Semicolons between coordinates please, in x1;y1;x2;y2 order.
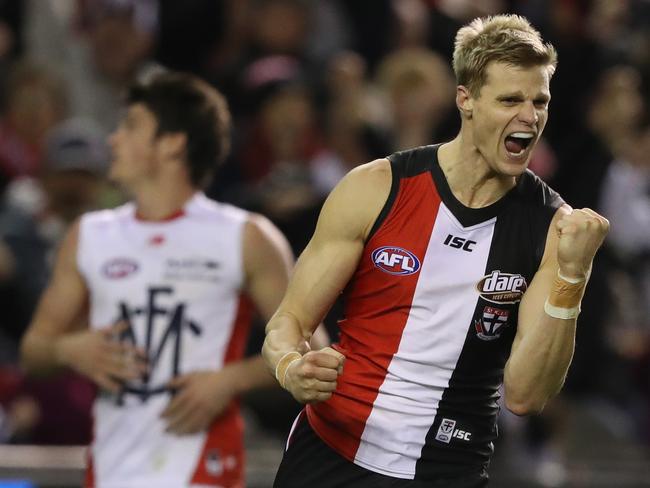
476;270;527;304
435;418;472;444
372;246;421;276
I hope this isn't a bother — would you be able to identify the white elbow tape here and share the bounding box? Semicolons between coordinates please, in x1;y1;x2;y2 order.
275;351;302;389
544;299;580;320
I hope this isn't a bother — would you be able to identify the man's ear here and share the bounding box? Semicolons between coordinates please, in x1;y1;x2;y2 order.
158;132;187;161
456;85;474;119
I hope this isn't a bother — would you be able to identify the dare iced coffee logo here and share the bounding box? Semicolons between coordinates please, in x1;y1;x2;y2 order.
476;270;527;304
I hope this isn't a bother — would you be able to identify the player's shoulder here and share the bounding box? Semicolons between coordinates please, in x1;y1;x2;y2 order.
515;169;565;213
511;170;567;225
185;192;249;225
314;159;394;240
387;144;440;178
242;212;291;260
346;157;391;181
514;171;572;267
331;158;392;204
79;201;133;228
326;158;391;213
62;205;130;255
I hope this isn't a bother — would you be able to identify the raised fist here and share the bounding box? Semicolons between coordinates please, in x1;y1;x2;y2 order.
556;208;609;280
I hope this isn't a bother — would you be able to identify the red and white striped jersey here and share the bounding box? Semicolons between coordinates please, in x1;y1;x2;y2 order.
308;145;563;481
77;193;252;488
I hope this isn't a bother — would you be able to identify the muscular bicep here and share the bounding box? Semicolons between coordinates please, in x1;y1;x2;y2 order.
273;159;392;335
26;220;89;337
277;228;363;335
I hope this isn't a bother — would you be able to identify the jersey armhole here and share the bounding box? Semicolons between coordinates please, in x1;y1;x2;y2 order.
534;199;565;270
365;157;400;242
75;215;90;281
544;191;566;267
235;211;249;292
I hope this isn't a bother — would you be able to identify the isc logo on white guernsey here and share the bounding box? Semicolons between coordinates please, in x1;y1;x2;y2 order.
476;270;527;304
372;246;421;276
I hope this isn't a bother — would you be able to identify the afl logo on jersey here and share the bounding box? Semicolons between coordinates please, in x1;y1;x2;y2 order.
476;270;527;304
372;246;421;276
102;258;139;279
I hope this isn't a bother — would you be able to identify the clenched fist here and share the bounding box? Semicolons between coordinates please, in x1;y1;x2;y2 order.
556;208;609;280
284;347;345;404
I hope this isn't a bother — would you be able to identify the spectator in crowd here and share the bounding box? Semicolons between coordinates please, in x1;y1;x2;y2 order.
375;47;457;151
0;117;112;446
599;120;650;445
26;0;161;133
0;62;66;188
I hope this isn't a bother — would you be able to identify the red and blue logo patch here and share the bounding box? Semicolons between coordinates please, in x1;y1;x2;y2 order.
102;258;139;279
371;246;421;276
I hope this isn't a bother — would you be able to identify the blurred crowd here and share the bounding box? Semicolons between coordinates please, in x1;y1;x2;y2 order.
0;0;648;485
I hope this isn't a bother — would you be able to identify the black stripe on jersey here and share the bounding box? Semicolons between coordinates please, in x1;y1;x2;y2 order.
512;170;564;263
414;170;563;480
367;145;440;241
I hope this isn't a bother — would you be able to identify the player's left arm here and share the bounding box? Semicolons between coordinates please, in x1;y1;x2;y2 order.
162;214;295;434
504;205;609;416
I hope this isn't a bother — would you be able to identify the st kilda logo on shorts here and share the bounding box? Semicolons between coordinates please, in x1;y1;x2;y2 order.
476;270;527;304
372;246;421;276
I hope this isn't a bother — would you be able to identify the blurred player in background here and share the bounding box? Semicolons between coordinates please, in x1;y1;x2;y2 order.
21;71;294;487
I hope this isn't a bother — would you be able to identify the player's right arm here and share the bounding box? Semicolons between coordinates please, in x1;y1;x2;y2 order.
20;220;144;392
262;158;392;403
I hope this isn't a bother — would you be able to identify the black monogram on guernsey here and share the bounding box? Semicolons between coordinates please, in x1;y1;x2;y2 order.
113;286;203;404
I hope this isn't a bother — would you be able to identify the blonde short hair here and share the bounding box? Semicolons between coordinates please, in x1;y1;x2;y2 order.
453;14;557;97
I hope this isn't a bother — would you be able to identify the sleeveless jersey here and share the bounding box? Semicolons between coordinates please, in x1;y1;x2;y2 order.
307;145;563;481
77;193;252;488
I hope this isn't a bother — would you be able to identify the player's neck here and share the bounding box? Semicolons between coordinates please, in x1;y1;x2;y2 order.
132;179;198;221
438;136;516;209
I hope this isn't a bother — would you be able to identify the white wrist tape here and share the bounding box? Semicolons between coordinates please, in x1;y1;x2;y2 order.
274;351;302;389
544;299;580;320
557;270;587;284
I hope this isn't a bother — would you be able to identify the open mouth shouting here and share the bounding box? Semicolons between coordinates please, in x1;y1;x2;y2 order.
504;132;535;159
